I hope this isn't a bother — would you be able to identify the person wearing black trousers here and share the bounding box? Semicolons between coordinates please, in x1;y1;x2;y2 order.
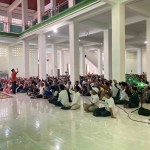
11;68;19;94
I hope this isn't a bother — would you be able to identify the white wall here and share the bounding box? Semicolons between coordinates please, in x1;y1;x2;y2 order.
0;57;7;71
85;58;98;74
125;50;146;74
125;51;137;74
1;48;147;78
1;47;39;78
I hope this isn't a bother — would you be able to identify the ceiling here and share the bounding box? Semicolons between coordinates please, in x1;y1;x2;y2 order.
126;21;146;33
0;0;149;50
126;0;150;10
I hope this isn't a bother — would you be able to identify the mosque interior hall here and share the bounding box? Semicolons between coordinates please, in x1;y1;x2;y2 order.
0;0;150;150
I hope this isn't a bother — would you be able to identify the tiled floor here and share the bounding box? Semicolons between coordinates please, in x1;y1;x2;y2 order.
0;93;150;150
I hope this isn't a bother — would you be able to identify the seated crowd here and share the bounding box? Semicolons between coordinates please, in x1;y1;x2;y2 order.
0;73;150;119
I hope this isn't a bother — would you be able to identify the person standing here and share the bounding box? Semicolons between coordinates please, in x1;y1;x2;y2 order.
11;68;19;94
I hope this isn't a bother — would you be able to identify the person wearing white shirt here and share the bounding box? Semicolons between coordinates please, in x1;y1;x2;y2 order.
75;81;81;88
52;84;69;107
118;82;129;104
31;82;45;99
61;85;81;110
96;91;116;118
113;81;129;104
83;83;99;112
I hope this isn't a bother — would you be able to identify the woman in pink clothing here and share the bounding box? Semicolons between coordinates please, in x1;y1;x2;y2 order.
3;81;12;94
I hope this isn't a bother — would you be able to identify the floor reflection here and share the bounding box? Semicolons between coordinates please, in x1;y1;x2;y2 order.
0;93;150;150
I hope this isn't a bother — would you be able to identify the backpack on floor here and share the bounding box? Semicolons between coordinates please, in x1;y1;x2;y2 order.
93;108;102;117
138;107;150;116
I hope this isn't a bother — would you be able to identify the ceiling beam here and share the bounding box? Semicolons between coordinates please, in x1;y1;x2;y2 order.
80;37;102;43
75;4;111;22
55;39;69;44
121;0;137;4
125;15;146;25
102;0;117;4
125;29;138;37
81;19;109;29
126;3;150;17
83;42;101;47
10;40;23;47
7;0;22;12
126;37;145;44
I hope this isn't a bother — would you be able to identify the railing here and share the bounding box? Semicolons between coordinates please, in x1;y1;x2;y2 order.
10;23;22;33
26;0;69;29
0;21;4;31
0;21;22;33
0;0;92;35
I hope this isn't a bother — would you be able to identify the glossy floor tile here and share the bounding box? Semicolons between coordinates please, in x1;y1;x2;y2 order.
0;93;150;150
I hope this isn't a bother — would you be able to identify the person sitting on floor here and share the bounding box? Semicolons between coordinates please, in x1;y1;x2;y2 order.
99;81;111;100
94;91;116;118
124;86;140;108
31;82;45;99
81;83;91;96
61;85;81;110
52;84;69;107
83;82;99;112
0;80;3;91
75;81;81;88
19;83;29;93
142;86;150;103
43;83;52;99
48;85;59;103
115;82;129;104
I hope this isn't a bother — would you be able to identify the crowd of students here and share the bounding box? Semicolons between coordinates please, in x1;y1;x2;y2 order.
0;71;150;119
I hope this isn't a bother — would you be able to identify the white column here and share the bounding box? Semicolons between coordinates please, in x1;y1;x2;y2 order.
137;48;142;75
37;0;45;23
7;47;12;77
22;0;28;31
5;11;12;32
38;34;46;79
69;21;79;84
80;47;85;76
52;44;57;77
112;3;125;81
146;18;150;82
69;0;74;7
23;41;29;78
51;0;56;8
60;50;64;75
104;29;112;80
98;48;102;75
